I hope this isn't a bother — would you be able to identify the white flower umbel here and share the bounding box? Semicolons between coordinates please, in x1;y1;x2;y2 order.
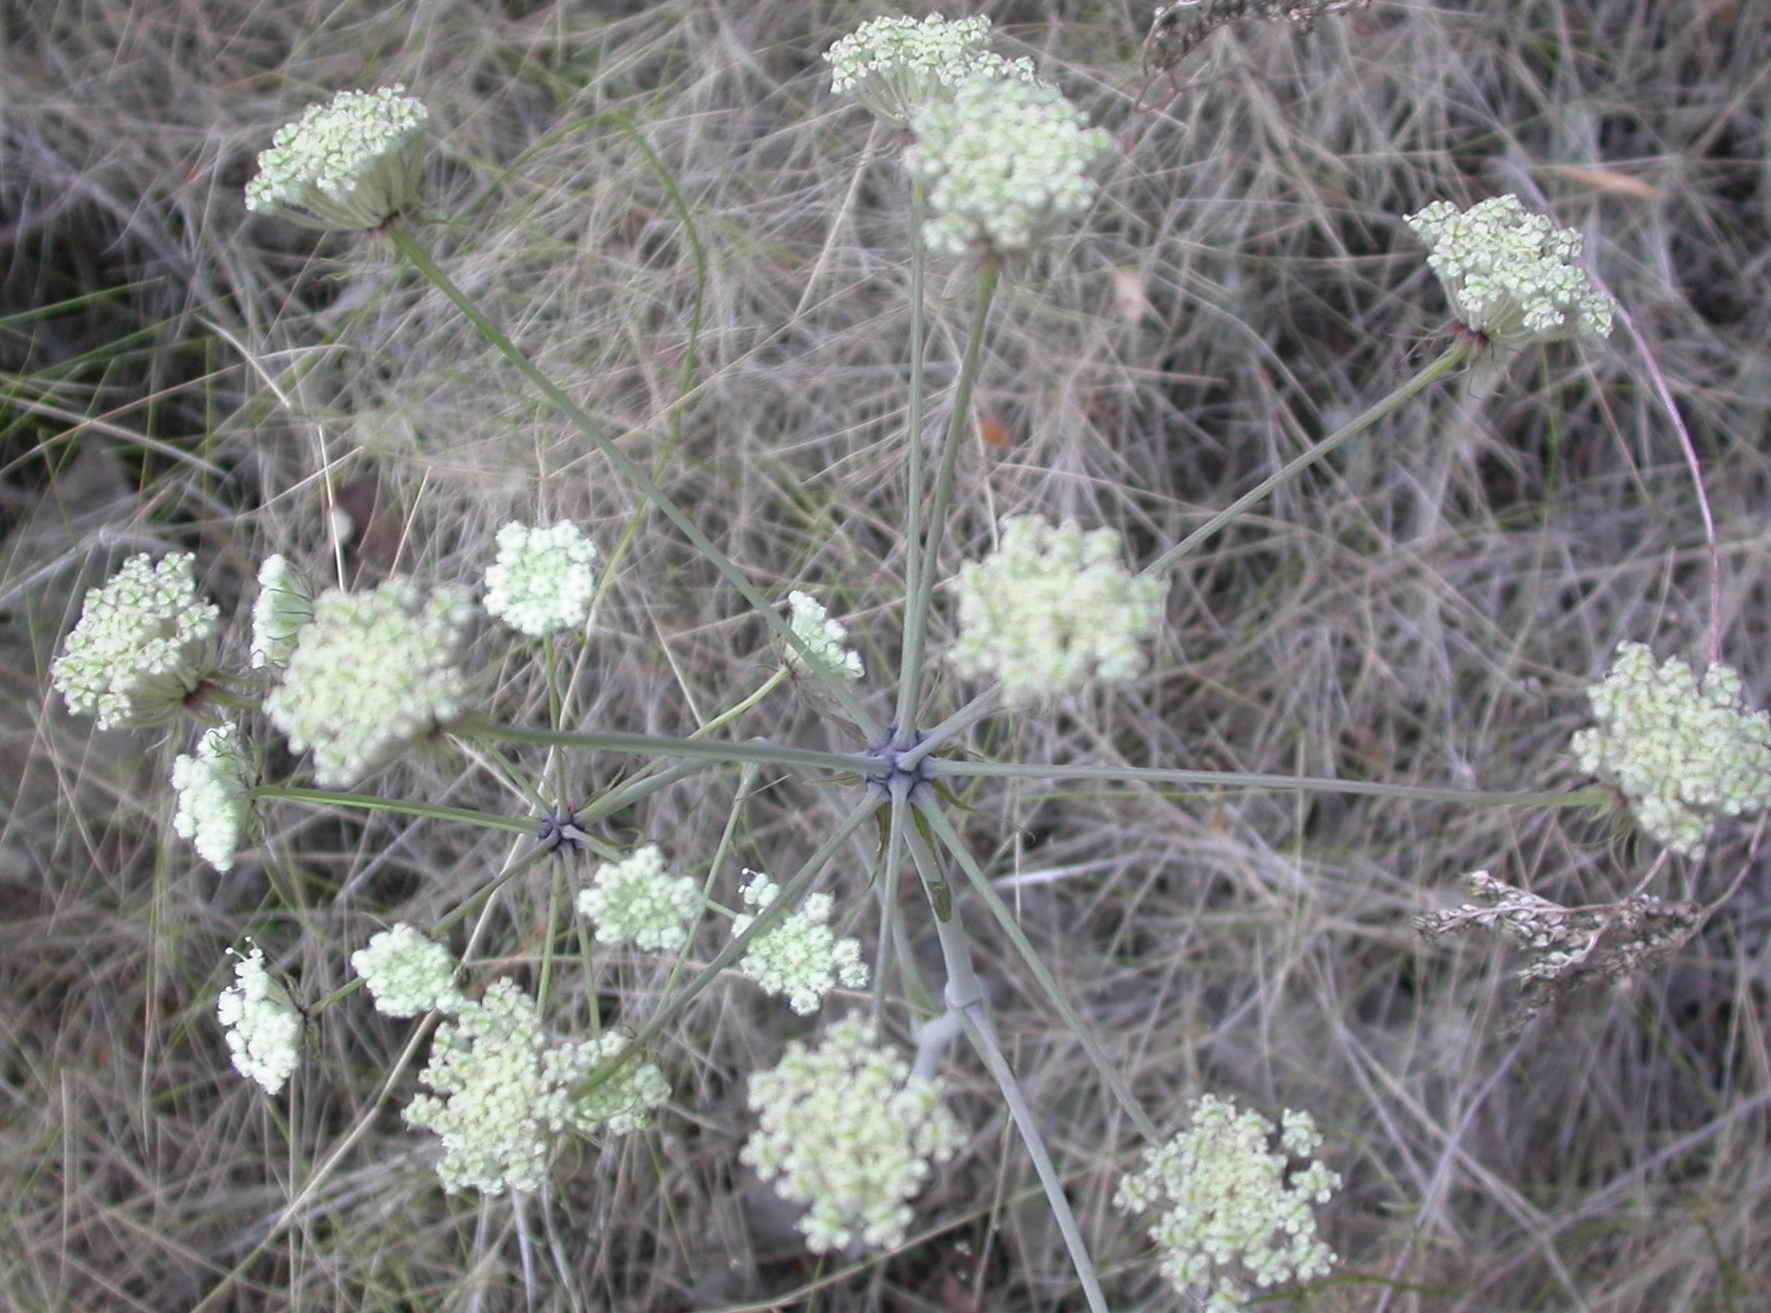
217;943;301;1096
785;590;864;683
264;577;474;788
731;871;868;1015
244;85;429;230
1115;1094;1341;1313
906;75;1113;258
350;923;464;1017
51;552;221;730
482;520;599;638
1572;641;1771;857
743;1014;964;1253
951;514;1166;703
171;722;254;872
1405;194;1616;351
825;13;1034;128
404;979;666;1194
250;554;314;669
577;844;702;952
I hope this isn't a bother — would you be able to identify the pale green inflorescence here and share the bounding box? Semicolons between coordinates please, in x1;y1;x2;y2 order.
264;577;475;788
576;844;702;952
785;590;864;683
732;871;868;1015
741;1014;965;1253
244;85;429;230
906;75;1114;257
1405;194;1616;351
250;554;315;669
171;721;254;872
482;520;599;638
51;552;221;730
217;943;302;1096
1572;641;1771;857
1115;1094;1342;1313
824;12;1034;128
404;979;668;1194
351;923;464;1018
951;514;1166;703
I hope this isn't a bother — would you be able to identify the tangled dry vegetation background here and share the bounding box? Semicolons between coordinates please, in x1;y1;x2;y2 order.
3;0;1769;1309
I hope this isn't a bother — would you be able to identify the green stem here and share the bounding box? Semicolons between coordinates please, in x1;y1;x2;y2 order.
928;759;1595;810
893;177;931;735
455;715;877;777
388;224;881;741
895;256;1001;739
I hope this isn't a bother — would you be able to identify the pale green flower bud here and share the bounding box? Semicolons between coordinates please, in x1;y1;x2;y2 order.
217;943;301;1096
731;871;868;1015
250;554;314;669
171;721;254;872
351;923;464;1017
577;844;702;952
825;13;1033;128
482;520;599;638
784;590;864;683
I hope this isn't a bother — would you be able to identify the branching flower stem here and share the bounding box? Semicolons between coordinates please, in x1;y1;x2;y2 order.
896;255;1002;737
389;225;882;741
901;801;1111;1313
894;177;934;736
459;718;877;777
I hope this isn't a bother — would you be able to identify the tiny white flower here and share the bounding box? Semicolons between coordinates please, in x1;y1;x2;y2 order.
404;979;666;1194
825;13;1034;128
731;871;868;1015
171;722;254;872
245;85;429;230
742;1014;965;1253
577;844;702;951
250;554;315;669
906;75;1113;257
217;943;301;1096
784;590;864;683
351;923;464;1017
482;520;599;638
950;514;1166;703
1114;1093;1341;1311
1571;641;1771;857
51;552;221;730
264;577;475;788
1405;194;1616;351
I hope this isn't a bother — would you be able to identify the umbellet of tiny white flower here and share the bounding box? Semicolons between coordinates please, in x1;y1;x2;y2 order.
905;74;1113;258
351;923;464;1017
950;514;1166;703
244;85;429;231
482;520;599;638
825;13;1034;128
217;942;301;1096
51;552;222;730
264;576;475;788
577;844;702;952
742;1014;965;1253
1114;1093;1341;1312
1405;194;1615;353
784;590;864;683
250;554;315;669
1571;641;1771;857
171;721;254;872
731;870;868;1015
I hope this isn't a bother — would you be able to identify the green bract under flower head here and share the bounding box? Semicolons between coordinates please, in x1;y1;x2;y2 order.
1115;1094;1341;1312
264;577;474;788
171;721;254;872
906;75;1113;257
951;515;1166;703
825;13;1033;128
742;1015;965;1253
1572;641;1771;857
51;551;221;730
482;520;599;638
245;85;429;230
1405;194;1616;351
